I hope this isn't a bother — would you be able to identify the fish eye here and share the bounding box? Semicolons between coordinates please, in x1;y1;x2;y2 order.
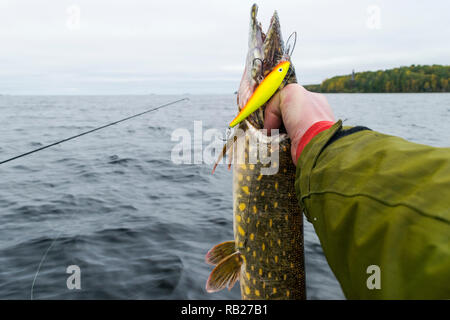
278;68;283;72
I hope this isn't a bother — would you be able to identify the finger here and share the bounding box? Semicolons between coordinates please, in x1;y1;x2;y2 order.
263;92;282;135
278;84;306;138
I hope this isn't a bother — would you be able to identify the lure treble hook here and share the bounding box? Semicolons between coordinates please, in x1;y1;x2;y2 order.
282;31;297;86
221;126;232;142
252;57;265;82
285;31;297;58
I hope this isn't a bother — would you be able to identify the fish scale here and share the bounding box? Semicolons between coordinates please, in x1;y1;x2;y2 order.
233;125;305;300
205;3;305;300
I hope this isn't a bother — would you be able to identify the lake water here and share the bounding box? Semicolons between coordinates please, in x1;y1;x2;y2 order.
0;93;448;299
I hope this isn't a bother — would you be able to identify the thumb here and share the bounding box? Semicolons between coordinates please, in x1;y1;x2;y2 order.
264;84;305;139
263;84;310;163
263;92;282;135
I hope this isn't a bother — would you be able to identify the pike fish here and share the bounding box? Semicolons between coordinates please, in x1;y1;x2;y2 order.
205;4;306;300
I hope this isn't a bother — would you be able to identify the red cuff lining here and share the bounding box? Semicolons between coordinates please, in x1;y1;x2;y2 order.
295;121;334;162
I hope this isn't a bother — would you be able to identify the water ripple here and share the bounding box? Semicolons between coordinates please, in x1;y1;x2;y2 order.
2;94;446;299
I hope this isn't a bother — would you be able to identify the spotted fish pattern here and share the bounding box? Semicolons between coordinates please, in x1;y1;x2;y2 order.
206;123;306;300
205;3;305;300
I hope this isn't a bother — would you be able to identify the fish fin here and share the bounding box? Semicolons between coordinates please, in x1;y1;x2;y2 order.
212;143;227;174
227;138;235;170
206;252;242;293
205;240;237;265
212;134;236;174
227;268;240;291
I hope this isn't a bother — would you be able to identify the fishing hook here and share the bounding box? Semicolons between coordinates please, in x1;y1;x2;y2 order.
222;127;232;142
252;58;266;82
281;32;298;86
285;31;297;58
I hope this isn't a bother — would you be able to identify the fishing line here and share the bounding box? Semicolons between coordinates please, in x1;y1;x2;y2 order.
0;97;189;165
27;96;188;299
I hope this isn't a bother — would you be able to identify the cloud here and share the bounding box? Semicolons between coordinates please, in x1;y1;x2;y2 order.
0;0;448;94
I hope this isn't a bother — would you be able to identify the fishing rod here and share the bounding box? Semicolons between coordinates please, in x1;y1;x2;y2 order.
0;97;189;165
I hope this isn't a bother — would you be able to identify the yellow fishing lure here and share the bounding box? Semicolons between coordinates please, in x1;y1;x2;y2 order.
229;60;290;128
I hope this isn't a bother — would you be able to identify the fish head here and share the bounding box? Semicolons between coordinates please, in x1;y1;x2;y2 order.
237;4;297;130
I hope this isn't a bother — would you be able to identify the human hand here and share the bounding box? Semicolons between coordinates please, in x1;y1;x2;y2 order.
264;84;335;164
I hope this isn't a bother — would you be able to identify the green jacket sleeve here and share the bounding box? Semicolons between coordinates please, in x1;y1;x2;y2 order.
295;120;450;299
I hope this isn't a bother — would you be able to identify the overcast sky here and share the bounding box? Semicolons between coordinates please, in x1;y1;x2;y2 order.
0;0;448;94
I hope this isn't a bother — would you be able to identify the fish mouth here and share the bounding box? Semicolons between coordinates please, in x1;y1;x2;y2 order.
237;4;297;130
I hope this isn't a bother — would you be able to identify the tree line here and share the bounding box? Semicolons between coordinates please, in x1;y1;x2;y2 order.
304;65;449;93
